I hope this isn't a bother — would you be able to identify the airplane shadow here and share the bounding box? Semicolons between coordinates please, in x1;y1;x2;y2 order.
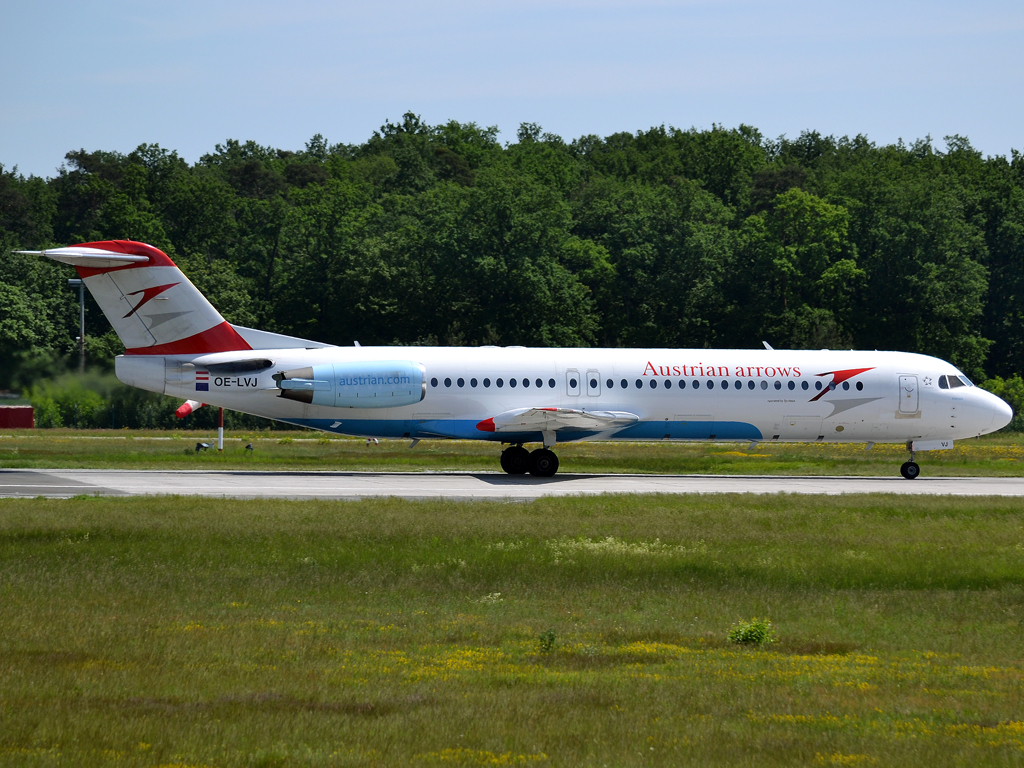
187;469;594;485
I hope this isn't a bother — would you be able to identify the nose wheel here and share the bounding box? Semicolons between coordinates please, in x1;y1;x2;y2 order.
900;461;920;480
900;443;920;479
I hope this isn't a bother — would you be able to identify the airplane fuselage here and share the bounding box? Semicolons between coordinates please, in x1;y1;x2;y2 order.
116;346;1006;446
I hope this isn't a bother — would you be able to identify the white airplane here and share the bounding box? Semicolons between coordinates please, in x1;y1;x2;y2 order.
25;240;1013;479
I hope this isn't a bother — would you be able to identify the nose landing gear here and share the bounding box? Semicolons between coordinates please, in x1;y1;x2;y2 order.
900;461;920;479
900;442;920;479
499;444;560;477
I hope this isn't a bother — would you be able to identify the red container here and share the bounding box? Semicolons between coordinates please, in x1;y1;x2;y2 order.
0;406;34;429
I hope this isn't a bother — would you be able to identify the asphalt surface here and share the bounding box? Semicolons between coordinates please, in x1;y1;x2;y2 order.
2;469;1024;500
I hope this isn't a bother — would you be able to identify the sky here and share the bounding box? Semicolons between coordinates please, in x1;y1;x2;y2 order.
2;0;1022;178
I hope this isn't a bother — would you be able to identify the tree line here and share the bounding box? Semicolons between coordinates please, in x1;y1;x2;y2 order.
2;115;1023;420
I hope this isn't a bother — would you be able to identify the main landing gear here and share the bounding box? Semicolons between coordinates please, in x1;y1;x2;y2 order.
500;444;559;478
900;443;921;480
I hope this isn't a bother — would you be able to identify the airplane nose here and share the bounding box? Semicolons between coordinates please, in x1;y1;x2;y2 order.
964;390;1013;435
991;395;1014;431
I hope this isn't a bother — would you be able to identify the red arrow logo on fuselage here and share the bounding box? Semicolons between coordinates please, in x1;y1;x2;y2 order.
809;367;875;401
123;282;179;318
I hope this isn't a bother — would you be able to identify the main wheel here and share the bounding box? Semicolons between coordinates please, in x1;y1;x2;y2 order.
500;446;530;474
528;448;559;478
900;461;920;480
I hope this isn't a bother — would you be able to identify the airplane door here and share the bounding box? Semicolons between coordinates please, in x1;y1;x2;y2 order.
566;369;581;397
586;370;601;396
899;375;919;414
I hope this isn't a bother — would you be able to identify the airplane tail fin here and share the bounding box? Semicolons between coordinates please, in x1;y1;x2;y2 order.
27;241;252;355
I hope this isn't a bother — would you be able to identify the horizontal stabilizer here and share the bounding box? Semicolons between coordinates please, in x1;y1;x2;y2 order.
477;407;639;433
18;246;150;268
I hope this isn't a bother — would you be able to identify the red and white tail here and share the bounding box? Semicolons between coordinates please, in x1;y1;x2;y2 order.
33;241;251;355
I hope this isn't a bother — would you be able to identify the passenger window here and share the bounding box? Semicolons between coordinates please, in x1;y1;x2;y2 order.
606;379;613;389
679;379;687;389
774;381;782;390
548;378;556;388
444;378;452;387
522;378;529;387
650;379;657;389
457;378;465;387
496;378;504;388
510;378;517;388
802;381;809;390
856;381;863;391
484;378;491;387
760;381;768;390
707;380;714;389
636;379;643;389
692;380;700;389
535;378;542;388
664;380;672;389
747;380;755;390
431;377;438;387
470;378;478;387
621;379;628;388
788;381;795;390
815;381;822;390
734;380;741;390
842;381;849;390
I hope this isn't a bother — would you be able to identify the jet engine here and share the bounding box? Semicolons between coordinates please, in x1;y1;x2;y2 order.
275;360;426;408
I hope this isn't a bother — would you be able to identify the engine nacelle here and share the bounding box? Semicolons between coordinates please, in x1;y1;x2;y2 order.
276;360;426;408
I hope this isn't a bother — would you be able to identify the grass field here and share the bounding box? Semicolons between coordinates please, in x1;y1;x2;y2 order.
4;429;1024;476
1;493;1023;766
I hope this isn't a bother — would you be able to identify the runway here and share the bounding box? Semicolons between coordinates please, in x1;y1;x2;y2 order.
2;469;1024;500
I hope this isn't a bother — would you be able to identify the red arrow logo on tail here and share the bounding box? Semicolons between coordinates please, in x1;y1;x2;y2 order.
123;282;179;318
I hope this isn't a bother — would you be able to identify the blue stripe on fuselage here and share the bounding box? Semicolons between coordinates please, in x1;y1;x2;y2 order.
280;418;762;443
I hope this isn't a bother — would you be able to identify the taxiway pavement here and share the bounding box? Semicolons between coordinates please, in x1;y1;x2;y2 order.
2;469;1023;500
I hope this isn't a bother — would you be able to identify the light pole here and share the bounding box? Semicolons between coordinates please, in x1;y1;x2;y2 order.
67;278;85;373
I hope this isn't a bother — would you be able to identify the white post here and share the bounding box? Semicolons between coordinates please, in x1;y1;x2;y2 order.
218;407;224;452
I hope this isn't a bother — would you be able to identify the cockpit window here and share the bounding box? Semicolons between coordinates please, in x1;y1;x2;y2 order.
940;375;967;389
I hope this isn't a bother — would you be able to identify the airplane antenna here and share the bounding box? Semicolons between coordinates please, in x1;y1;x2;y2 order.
762;341;774;350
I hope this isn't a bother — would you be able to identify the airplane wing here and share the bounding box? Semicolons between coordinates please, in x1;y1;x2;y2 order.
476;407;639;434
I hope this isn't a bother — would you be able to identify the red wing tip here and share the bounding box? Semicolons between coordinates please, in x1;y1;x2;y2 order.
476;418;495;432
